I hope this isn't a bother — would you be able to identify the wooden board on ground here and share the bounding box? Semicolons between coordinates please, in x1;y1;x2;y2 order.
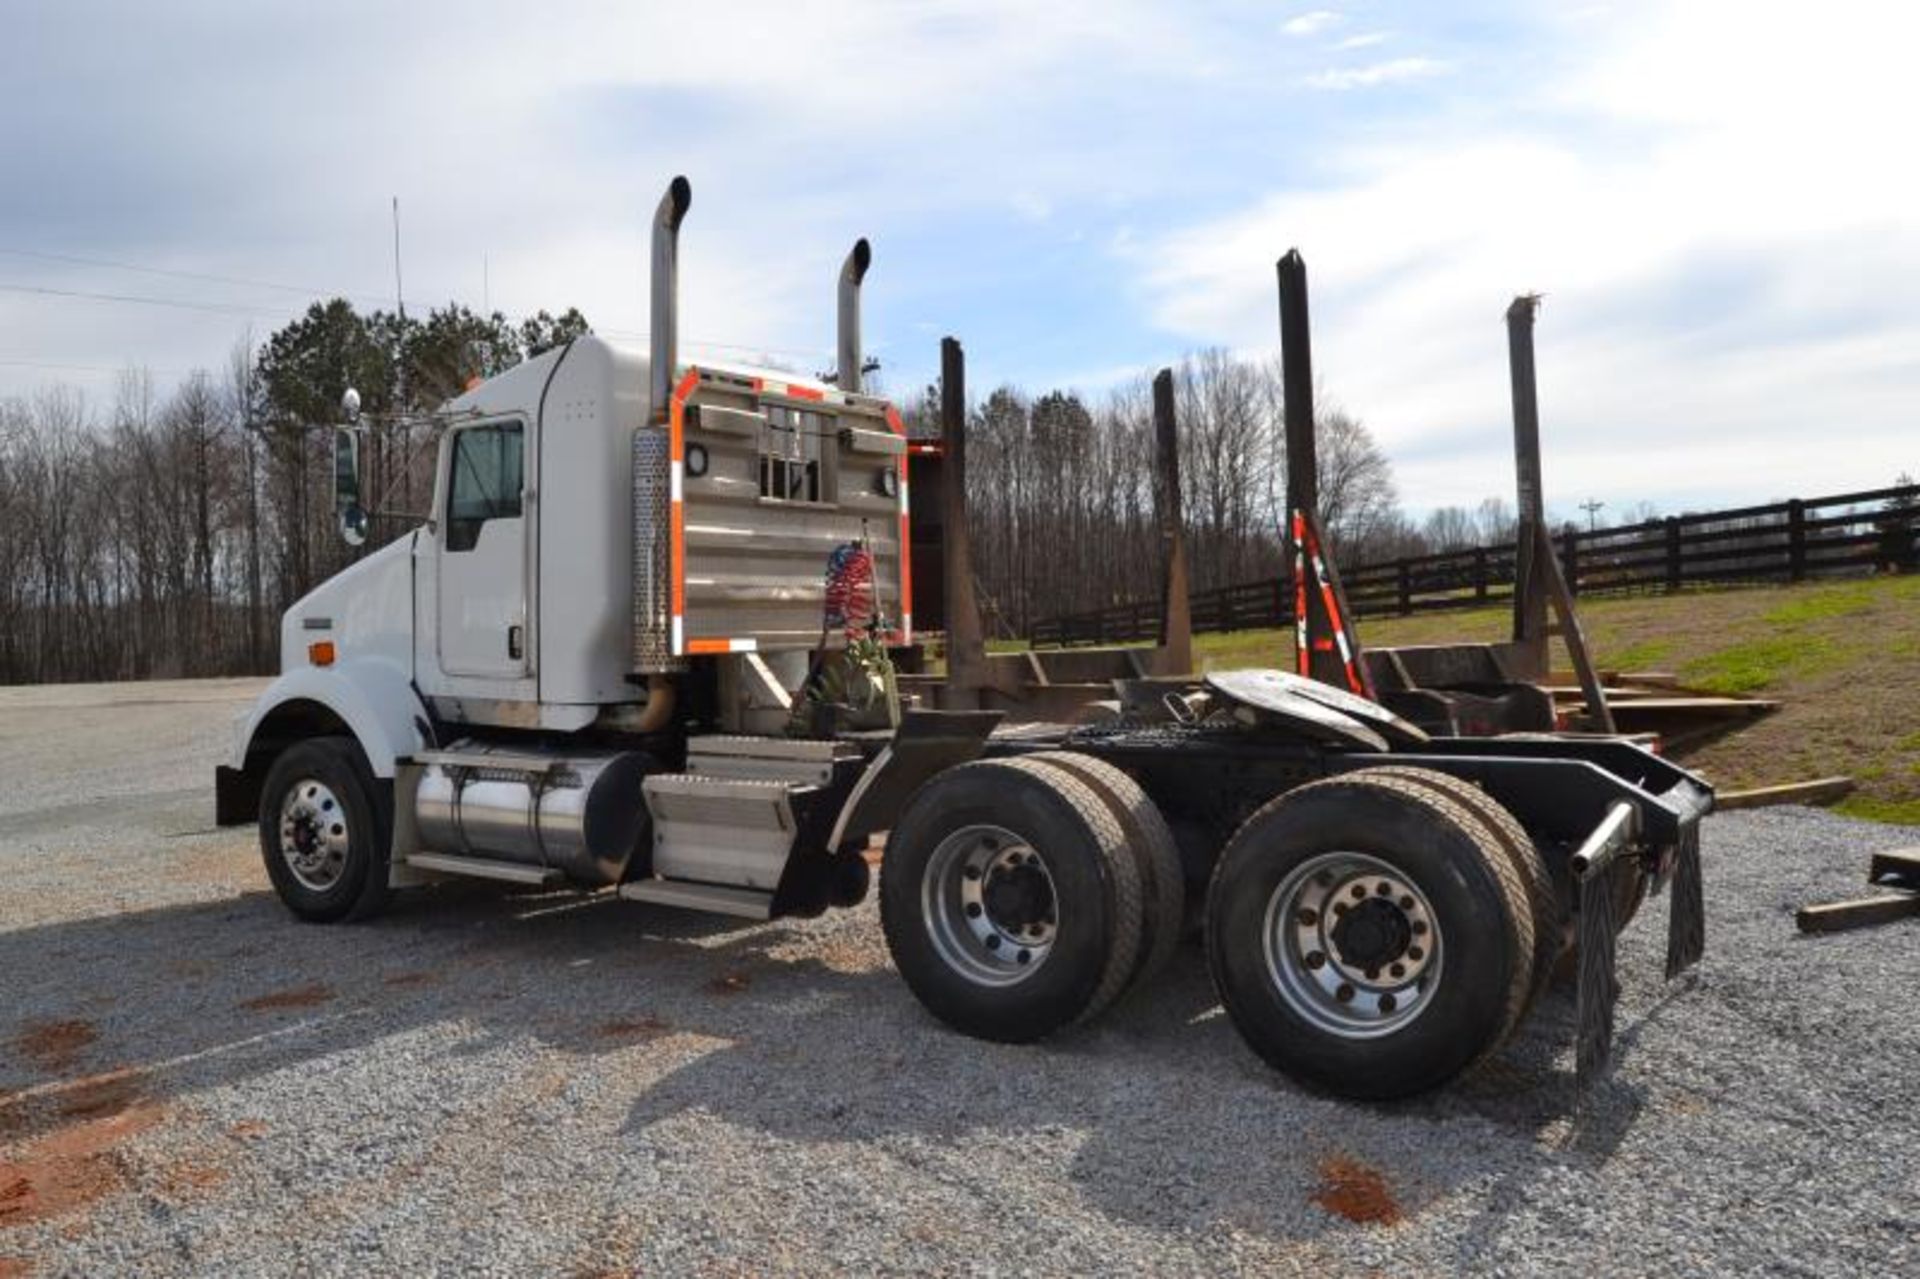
1718;776;1857;811
1795;893;1920;934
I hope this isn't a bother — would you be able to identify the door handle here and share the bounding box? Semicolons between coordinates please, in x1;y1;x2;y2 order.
508;625;524;660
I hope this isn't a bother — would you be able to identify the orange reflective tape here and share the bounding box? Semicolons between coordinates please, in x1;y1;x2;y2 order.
671;504;685;620
898;509;913;634
686;638;733;655
787;384;825;402
669;369;699;632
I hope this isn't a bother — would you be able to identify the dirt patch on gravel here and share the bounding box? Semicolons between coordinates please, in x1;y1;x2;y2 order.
0;1091;164;1231
12;1021;97;1074
596;1016;671;1041
154;1160;227;1200
54;1070;147;1124
238;983;334;1012
0;1252;34;1276
382;971;440;989
1311;1154;1402;1226
707;972;751;997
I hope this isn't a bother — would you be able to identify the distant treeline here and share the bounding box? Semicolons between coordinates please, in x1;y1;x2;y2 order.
0;300;584;684
7;304;1879;682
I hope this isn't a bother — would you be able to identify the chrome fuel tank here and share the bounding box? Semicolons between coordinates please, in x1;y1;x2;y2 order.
415;745;649;887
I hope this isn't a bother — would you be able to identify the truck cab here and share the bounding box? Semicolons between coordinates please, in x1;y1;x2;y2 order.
218;176;921;925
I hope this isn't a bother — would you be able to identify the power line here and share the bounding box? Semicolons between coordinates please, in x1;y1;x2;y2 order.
0;357;195;376
0;281;306;321
0;246;387;307
1;242;842;364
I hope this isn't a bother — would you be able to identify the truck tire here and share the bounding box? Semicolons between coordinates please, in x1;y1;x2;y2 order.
258;736;393;924
880;758;1143;1043
1205;772;1533;1099
1354;766;1563;1004
1023;751;1186;990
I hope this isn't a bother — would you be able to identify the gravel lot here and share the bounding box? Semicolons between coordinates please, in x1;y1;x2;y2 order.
3;679;1918;1276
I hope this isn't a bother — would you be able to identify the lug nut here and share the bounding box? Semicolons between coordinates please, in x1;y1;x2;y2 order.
1411;920;1428;936
1400;895;1414;909
985;935;1000;950
1376;882;1392;896
1017;949;1032;964
965;903;982;918
1335;983;1355;1003
1379;994;1397;1013
1306;950;1326;970
1297;907;1319;926
1390;963;1406;979
1351;884;1367;900
1407;946;1424;961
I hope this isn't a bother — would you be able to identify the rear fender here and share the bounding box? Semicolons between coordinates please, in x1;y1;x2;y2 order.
827;710;1003;855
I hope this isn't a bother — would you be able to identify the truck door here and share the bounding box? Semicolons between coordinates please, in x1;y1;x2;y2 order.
436;419;530;678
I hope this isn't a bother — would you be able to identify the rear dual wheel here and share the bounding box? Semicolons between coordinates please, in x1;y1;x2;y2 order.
880;753;1181;1043
1205;772;1534;1099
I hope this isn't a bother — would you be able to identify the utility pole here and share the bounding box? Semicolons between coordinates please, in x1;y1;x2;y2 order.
392;196;408;520
1580;498;1606;532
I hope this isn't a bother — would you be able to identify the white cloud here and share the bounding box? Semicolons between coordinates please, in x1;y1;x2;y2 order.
1284;10;1343;37
1134;1;1920;511
1336;31;1392;50
1306;57;1449;91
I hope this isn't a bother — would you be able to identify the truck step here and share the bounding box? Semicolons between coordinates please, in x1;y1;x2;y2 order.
643;773;807;891
685;734;858;785
618;878;774;920
404;852;562;885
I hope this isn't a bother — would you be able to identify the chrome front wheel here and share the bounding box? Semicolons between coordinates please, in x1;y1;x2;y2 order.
278;778;351;892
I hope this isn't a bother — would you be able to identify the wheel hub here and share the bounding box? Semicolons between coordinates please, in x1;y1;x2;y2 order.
1329;897;1412;970
1263;852;1443;1039
278;779;350;892
982;858;1054;934
922;825;1057;986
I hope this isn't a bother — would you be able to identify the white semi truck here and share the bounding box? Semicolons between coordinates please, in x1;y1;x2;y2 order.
216;176;1711;1098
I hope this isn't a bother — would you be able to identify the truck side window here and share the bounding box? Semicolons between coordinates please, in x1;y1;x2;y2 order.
445;422;524;553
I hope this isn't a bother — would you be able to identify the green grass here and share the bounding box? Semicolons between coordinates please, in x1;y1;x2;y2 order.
1606;637;1675;670
1759;580;1881;625
1834;796;1920;826
1681;631;1851;695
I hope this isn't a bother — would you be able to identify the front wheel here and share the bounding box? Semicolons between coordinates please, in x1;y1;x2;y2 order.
1205;773;1533;1099
258;736;392;923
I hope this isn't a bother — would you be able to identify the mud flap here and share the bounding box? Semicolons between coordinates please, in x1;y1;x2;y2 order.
826;710;1004;856
1572;802;1636;1086
1665;824;1705;980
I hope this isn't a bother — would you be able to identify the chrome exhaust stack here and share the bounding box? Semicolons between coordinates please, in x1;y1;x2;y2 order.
650;175;692;421
836;237;871;394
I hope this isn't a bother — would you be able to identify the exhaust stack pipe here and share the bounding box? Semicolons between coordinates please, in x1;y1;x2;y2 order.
837;238;871;394
650;175;692;420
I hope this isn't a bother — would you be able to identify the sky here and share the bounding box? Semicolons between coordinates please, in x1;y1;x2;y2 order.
2;1;1916;518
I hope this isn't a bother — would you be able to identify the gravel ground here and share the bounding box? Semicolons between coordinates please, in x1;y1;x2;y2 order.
3;679;1918;1276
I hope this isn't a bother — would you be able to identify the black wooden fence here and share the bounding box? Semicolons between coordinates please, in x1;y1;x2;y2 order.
1029;483;1920;647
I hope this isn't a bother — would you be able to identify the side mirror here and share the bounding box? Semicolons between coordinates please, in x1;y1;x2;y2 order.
333;428;367;546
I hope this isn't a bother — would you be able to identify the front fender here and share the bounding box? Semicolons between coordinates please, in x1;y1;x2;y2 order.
229;657;434;779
